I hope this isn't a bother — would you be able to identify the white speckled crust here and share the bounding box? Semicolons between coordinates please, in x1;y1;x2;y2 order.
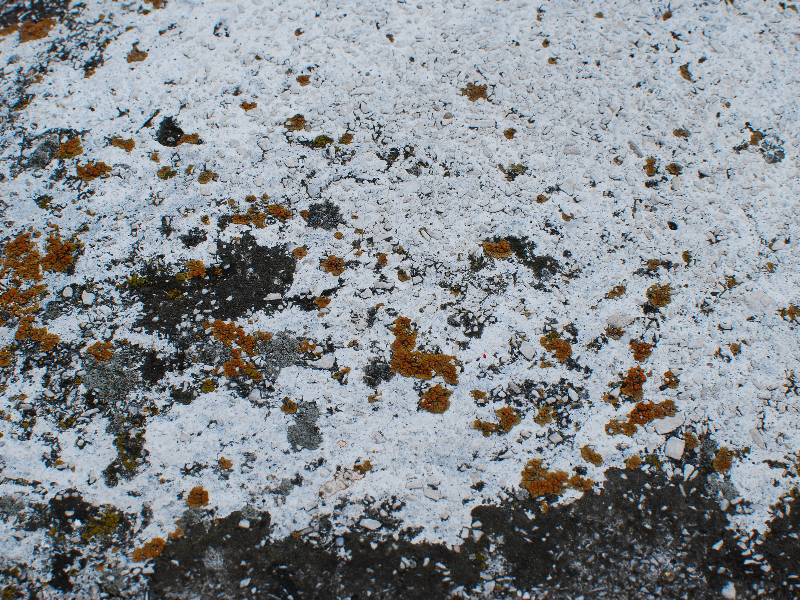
0;0;798;584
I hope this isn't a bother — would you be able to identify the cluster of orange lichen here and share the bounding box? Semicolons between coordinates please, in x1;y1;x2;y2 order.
644;157;658;177
483;239;513;259
0;348;12;367
534;405;555;425
646;284;672;308
176;260;205;281
521;459;568;497
56;138;83;159
713;447;733;473
293;247;308;260
474;406;520;436
630;340;653;362
111;137;135;152
314;297;331;309
581;445;603;467
132;537;166;562
186;486;209;508
662;370;679;389
285;114;307;131
568;474;595;492
606;285;626;299
218;457;233;470
780;305;799;322
625;455;643;470
16;316;59;351
461;82;488;102
87;341;113;362
231;207;268;228
321;255;346;276
470;390;487;402
76;161;112;181
204;320;270;381
539;332;572;363
620;366;647;400
332;366;351;381
281;398;298;414
354;459;373;475
267;205;292;221
241;101;257;111
685;431;699;451
419;384;452;413
41;234;81;273
389;317;458;385
19;18;55;43
605;399;677;436
377;253;388;266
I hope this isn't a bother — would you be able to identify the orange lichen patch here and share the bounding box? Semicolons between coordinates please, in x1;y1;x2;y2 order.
241;101;257;111
630;340;653;362
419;384;451;414
483;239;513;259
780;305;799;322
332;366;351;382
231;207;268;228
377;253;388;266
16;316;59;351
665;163;682;176
625;455;643;470
198;170;218;184
132;537;166;562
3;232;42;282
389;317;458;385
168;527;184;540
222;356;263;381
539;332;572;363
620;366;647;399
55;137;83;159
397;269;410;282
285;114;307;131
473;419;497;436
126;44;148;63
534;405;554;425
684;431;699;451
643;157;658;177
177;133;201;145
521;459;568;498
339;133;354;145
353;459;372;475
281;398;298;414
87;341;113;362
111;137;135;152
0;24;19;37
461;83;488;102
186;486;209;508
321;255;346;276
297;340;316;354
267;204;292;221
567;474;595;492
41;234;80;273
314;297;331;309
296;75;311;86
605;325;625;340
679;63;692;81
200;379;216;393
76;161;112;182
219;457;233;470
157;166;176;180
300;210;310;219
646;284;672;308
496;406;521;433
183;260;206;280
333;232;344;240
606;285;626;299
581;445;603;467
504;128;517;139
293;247;308;260
662;370;679;389
547;57;558;65
0;348;12;367
713;447;733;473
605;400;677;436
19;19;55;43
145;0;166;8
470;390;487;402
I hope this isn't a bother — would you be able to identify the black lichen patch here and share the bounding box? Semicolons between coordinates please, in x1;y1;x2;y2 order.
447;310;486;339
305;200;342;230
505;236;561;280
287;400;322;450
363;358;394;388
179;227;207;248
155;116;183;146
126;232;297;335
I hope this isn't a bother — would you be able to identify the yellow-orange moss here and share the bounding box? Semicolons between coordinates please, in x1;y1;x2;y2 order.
534;405;554;425
581;445;603;466
521;459;568;498
55;138;83;159
419;384;451;414
132;537;166;562
87;341;113;362
186;486;209;508
16;316;59;351
354;459;372;475
321;255;346;276
713;447;733;473
605;400;677;436
483;239;513;259
473;419;497;436
76;161;112;181
267;205;292;221
540;332;572;363
647;284;672;308
630;340;653;362
620;366;647;400
19;19;55;43
389;317;458;385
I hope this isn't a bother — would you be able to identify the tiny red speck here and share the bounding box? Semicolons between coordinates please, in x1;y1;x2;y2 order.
483;354;487;358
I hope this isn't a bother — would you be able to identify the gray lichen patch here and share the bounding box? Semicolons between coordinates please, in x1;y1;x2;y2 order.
287;401;322;451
